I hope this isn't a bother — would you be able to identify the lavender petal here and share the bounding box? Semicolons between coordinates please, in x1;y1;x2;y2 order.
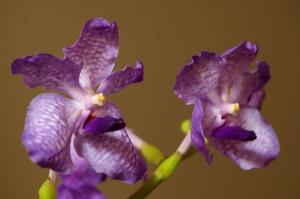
64;18;119;88
219;41;258;96
173;52;224;104
97;62;144;95
11;54;83;96
191;100;213;164
22;93;81;172
57;184;105;199
74;129;147;184
235;61;270;104
211;107;280;170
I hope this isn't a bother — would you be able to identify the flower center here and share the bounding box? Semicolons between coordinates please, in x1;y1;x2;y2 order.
91;93;106;106
220;103;240;116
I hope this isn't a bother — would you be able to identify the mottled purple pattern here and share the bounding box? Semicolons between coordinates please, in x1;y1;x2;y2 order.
235;61;270;104
21;93;78;172
11;54;82;94
60;155;106;189
74;129;147;184
191;101;213;164
57;184;105;199
248;89;265;109
97;62;144;95
83;116;126;134
212;125;256;141
91;101;123;118
211;107;280;170
64;18;119;88
173;52;224;104
174;41;279;169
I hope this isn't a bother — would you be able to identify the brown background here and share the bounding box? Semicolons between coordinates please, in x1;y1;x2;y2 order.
0;0;299;198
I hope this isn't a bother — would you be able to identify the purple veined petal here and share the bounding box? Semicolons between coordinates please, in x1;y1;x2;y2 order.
248;89;265;109
173;52;224;105
221;41;258;65
74;129;147;184
60;161;106;189
57;184;105;199
234;61;270;104
211;107;280;170
218;41;258;96
63;18;119;88
11;53;83;98
97;61;144;95
191;100;213;164
62;134;107;188
212;125;257;141
22;93;83;172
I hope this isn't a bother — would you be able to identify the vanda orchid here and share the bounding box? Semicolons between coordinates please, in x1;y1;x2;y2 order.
12;18;148;198
12;17;279;199
173;41;280;169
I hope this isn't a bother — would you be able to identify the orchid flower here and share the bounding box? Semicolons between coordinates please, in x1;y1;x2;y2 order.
11;18;147;184
174;41;280;169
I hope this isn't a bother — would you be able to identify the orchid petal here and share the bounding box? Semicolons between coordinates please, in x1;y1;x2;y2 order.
63;18;118;88
191;100;213;164
211;107;280;170
11;54;83;97
219;41;258;95
57;184;105;199
22;93;82;172
97;62;143;95
74;129;147;184
173;52;224;104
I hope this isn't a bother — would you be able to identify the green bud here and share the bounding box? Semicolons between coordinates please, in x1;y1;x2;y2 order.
38;178;56;199
141;143;165;165
154;152;182;180
180;119;191;134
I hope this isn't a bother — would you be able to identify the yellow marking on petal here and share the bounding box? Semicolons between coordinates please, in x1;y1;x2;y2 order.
204;137;209;145
91;93;106;106
232;103;240;114
97;93;106;105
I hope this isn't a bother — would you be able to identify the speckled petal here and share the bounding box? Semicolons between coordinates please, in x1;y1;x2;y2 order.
22;93;82;172
211;107;280;170
11;53;83;97
97;62;143;95
248;89;265;109
57;184;105;199
63;18;118;88
60;156;106;189
74;129;147;184
173;52;224;104
219;41;258;95
235;61;270;104
191;100;213;164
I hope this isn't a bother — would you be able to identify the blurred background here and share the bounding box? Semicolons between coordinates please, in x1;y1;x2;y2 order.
0;0;299;198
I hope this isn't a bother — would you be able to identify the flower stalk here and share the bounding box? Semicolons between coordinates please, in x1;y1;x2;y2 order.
127;132;192;199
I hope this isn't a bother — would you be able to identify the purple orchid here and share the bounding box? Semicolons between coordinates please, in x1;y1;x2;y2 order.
174;41;280;169
11;18;146;183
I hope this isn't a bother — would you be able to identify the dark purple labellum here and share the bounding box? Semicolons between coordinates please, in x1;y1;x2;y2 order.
83;116;126;134
212;125;257;141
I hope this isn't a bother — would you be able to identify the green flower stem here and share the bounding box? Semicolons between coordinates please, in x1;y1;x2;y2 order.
39;170;57;199
141;143;165;165
127;152;182;199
